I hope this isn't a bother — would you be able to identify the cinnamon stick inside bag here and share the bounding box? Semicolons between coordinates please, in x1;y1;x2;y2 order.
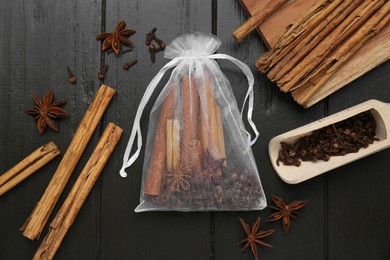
181;76;202;171
144;88;175;195
199;76;226;179
207;77;224;161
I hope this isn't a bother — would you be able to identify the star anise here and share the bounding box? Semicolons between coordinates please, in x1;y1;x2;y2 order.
96;20;135;55
165;164;192;192
26;91;67;134
237;217;274;260
267;195;308;233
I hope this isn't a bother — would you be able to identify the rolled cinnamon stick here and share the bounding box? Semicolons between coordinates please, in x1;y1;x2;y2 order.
215;105;227;167
33;123;122;260
21;84;116;240
203;77;224;162
181;76;202;171
293;2;390;105
144;88;175;195
233;0;288;42
267;0;360;81
0;142;60;196
278;0;385;92
166;119;174;172
172;119;181;171
256;0;334;72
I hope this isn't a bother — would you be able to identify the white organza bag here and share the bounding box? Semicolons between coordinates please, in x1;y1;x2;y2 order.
120;32;266;212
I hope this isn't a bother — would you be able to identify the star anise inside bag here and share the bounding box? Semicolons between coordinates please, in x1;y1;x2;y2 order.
237;217;274;260
26;91;67;134
96;20;135;55
267;195;308;233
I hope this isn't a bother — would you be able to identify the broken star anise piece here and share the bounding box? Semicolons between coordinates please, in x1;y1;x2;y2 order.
96;20;135;55
237;217;274;260
26;91;67;135
267;195;308;233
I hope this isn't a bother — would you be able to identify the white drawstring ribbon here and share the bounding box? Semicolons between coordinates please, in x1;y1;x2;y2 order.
119;54;259;178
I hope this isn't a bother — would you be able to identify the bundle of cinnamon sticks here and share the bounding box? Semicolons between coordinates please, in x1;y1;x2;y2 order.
139;75;261;210
257;0;390;107
143;76;226;206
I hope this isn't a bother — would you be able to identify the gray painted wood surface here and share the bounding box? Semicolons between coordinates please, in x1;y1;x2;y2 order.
0;0;389;259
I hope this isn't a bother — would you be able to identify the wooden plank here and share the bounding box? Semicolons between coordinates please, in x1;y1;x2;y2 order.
215;0;326;259
239;0;390;108
0;0;102;259
99;1;212;260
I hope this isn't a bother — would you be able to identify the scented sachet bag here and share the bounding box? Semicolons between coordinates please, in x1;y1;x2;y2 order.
120;32;266;212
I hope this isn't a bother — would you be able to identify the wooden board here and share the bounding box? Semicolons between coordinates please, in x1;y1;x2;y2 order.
239;0;390;108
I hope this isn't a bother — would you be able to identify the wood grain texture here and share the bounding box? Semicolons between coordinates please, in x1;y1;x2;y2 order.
0;0;389;259
0;0;102;259
240;0;390;107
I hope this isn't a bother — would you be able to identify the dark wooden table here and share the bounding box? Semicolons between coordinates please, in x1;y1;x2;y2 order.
1;1;389;259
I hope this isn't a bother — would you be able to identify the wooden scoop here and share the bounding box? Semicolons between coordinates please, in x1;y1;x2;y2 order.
269;100;390;184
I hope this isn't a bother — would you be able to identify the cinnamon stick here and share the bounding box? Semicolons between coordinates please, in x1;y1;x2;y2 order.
21;84;116;240
172;119;181;171
293;3;390;105
215;104;226;167
256;0;334;72
267;0;361;81
181;76;202;171
144;88;175;195
166;119;174;172
33;123;122;260
0;142;60;196
233;0;288;42
205;78;224;161
278;0;385;92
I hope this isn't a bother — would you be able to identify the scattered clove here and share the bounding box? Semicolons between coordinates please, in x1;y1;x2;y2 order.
276;111;379;167
98;64;109;80
145;28;157;45
66;67;77;84
145;28;166;63
153;35;166;49
149;44;157;63
123;59;138;70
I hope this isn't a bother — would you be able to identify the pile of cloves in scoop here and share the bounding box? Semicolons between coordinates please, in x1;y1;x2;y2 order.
277;110;379;166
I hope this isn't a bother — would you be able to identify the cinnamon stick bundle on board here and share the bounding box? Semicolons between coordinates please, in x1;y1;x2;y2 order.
0;142;60;196
21;84;116;240
33;123;122;260
256;0;389;107
278;0;385;93
293;2;390;105
267;0;362;81
256;0;334;72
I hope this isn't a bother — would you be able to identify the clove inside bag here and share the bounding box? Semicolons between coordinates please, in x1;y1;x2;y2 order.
120;32;266;212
